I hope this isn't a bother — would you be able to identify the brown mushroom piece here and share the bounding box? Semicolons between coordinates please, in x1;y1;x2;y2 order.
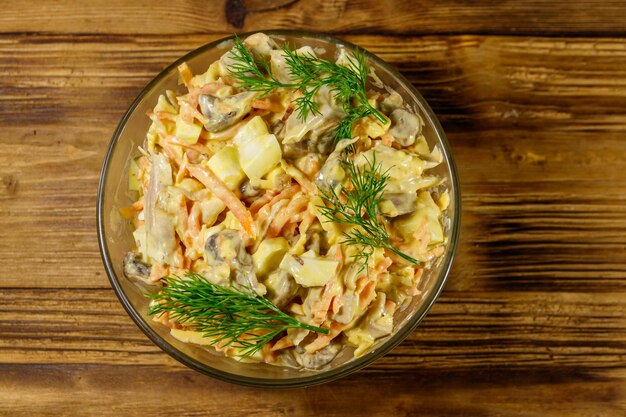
198;92;256;132
294;343;342;369
379;192;417;217
307;128;335;155
389;108;421;147
263;269;298;309
123;252;151;284
282;141;308;159
315;150;346;191
362;293;394;339
240;180;261;198
242;32;279;62
204;229;266;295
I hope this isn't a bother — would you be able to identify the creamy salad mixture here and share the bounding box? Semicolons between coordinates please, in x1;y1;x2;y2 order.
124;33;448;369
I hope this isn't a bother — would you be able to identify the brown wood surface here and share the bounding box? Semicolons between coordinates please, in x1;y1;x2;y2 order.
1;1;626;416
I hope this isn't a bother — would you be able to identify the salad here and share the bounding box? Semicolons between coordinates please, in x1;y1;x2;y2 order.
123;32;448;369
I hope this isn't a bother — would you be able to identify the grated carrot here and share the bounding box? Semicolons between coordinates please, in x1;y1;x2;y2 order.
251;97;284;113
163;137;211;155
249;190;278;215
255;184;300;222
281;221;299;238
149;263;169;282
187;164;256;239
281;161;316;194
381;132;394;147
304;322;346;353
270;336;294;351
266;193;309;238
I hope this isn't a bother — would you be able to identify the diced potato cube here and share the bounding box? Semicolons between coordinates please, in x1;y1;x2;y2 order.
170;329;213;345
221;211;242;231
146;122;158;152
379;199;398;217
344;327;375;358
207;145;246;190
238;133;282;179
363;113;390;139
437;190;450;211
234;115;269;144
395;191;443;243
175;115;202;144
200;196;226;226
154;94;177;114
279;254;339;288
253;237;290;277
265;166;286;182
233;116;282;179
190;61;221;87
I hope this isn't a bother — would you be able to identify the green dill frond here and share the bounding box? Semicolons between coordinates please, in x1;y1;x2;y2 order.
226;34;415;270
318;152;420;270
148;273;329;358
227;35;385;132
227;35;294;96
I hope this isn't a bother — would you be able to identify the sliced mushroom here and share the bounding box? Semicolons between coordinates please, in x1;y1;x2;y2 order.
332;292;357;324
363;293;394;339
271;45;318;84
243;32;279;62
315;147;347;191
379;91;404;114
281;85;344;145
165;89;180;112
389;108;421;147
282;141;308;159
271;119;285;137
379;192;418;217
294;343;341;369
123;252;151;284
263;269;298;308
240;180;261;198
307;126;336;155
204;229;266;295
199;92;256;132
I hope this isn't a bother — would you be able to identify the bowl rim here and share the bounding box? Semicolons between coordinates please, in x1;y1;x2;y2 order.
97;29;461;388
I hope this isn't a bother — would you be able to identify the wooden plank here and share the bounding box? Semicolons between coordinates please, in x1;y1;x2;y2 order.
1;25;625;417
1;34;626;288
1;0;626;36
1;288;624;371
0;364;624;416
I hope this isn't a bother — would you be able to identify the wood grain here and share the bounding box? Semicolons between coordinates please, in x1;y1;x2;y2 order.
1;288;624;371
2;0;626;36
1;364;625;416
1;8;626;415
2;34;626;288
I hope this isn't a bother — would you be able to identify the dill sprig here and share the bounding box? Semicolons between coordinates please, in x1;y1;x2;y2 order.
227;35;385;134
228;35;414;268
318;152;420;269
148;272;329;358
333;104;373;145
227;35;296;96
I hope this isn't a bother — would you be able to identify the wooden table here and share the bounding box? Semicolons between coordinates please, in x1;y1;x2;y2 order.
2;1;626;415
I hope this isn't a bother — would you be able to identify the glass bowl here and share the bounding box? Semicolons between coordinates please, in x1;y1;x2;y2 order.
97;30;461;388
